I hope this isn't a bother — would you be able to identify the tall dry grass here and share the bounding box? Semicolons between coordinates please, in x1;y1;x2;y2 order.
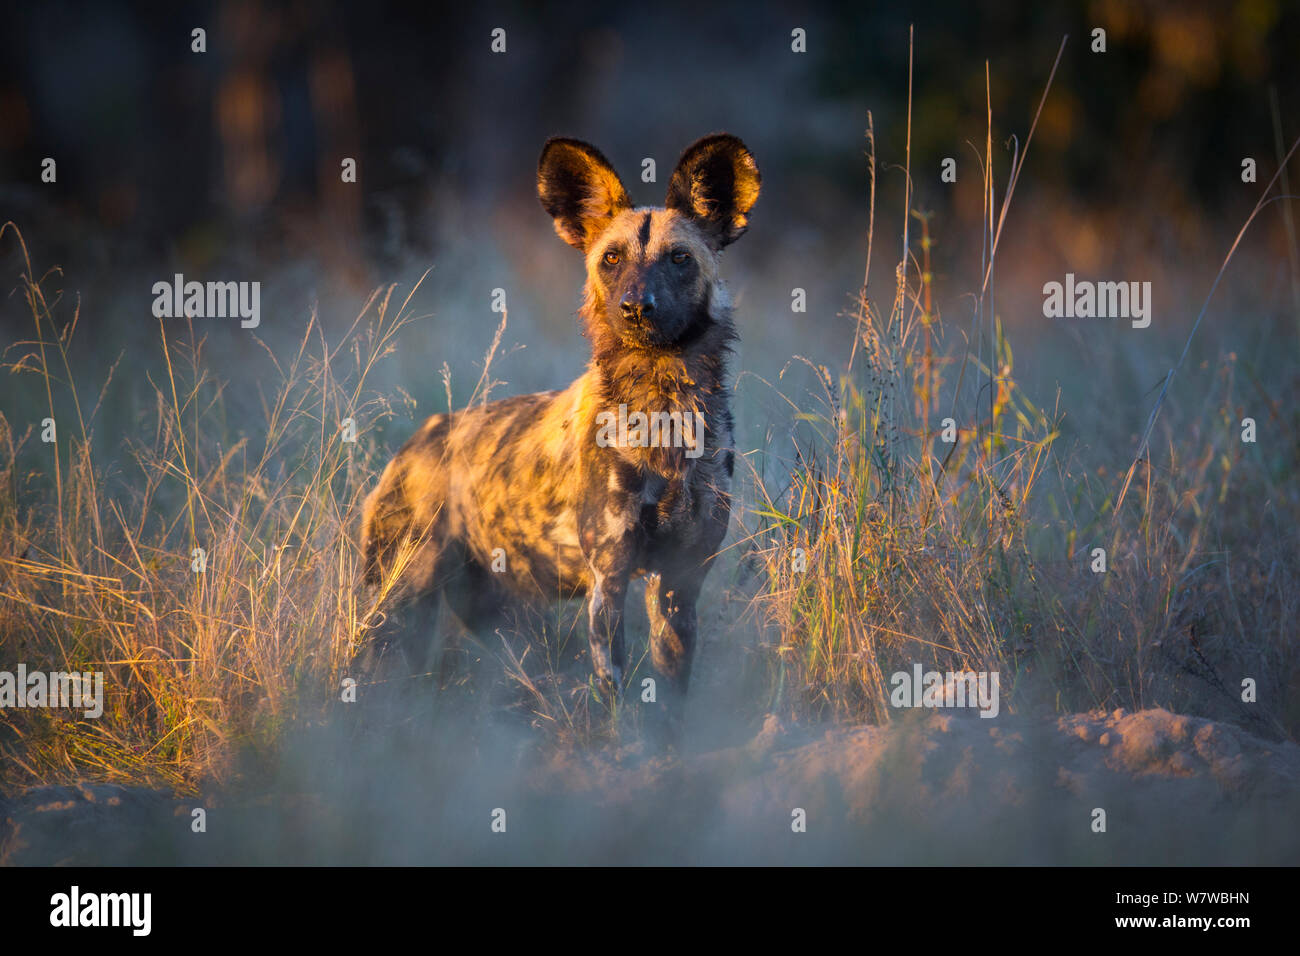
740;41;1300;739
0;224;423;791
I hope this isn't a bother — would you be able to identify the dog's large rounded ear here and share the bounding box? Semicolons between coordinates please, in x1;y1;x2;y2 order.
537;138;632;252
665;134;760;248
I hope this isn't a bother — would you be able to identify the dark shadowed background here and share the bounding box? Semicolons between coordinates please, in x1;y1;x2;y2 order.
2;0;1297;463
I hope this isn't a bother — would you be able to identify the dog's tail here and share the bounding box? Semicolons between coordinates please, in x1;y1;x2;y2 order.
361;487;445;592
360;484;400;588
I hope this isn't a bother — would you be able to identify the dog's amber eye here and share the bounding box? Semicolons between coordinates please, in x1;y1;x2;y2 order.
603;250;620;265
671;250;690;264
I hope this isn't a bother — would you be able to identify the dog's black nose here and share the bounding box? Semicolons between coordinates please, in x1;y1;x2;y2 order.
621;293;655;322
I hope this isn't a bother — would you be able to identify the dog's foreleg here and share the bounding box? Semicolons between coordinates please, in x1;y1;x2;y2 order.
587;566;629;698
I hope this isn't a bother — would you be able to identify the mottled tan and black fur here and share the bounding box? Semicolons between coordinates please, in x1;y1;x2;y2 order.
361;134;760;714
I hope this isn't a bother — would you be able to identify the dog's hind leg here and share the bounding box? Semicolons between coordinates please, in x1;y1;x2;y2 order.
440;554;512;635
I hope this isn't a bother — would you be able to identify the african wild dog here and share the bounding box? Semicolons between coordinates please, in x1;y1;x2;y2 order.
360;133;760;716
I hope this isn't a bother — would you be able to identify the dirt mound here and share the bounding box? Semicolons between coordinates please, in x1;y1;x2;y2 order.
4;708;1297;864
0;783;184;866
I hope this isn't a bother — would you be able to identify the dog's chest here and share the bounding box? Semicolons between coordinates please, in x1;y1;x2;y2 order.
626;453;727;548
